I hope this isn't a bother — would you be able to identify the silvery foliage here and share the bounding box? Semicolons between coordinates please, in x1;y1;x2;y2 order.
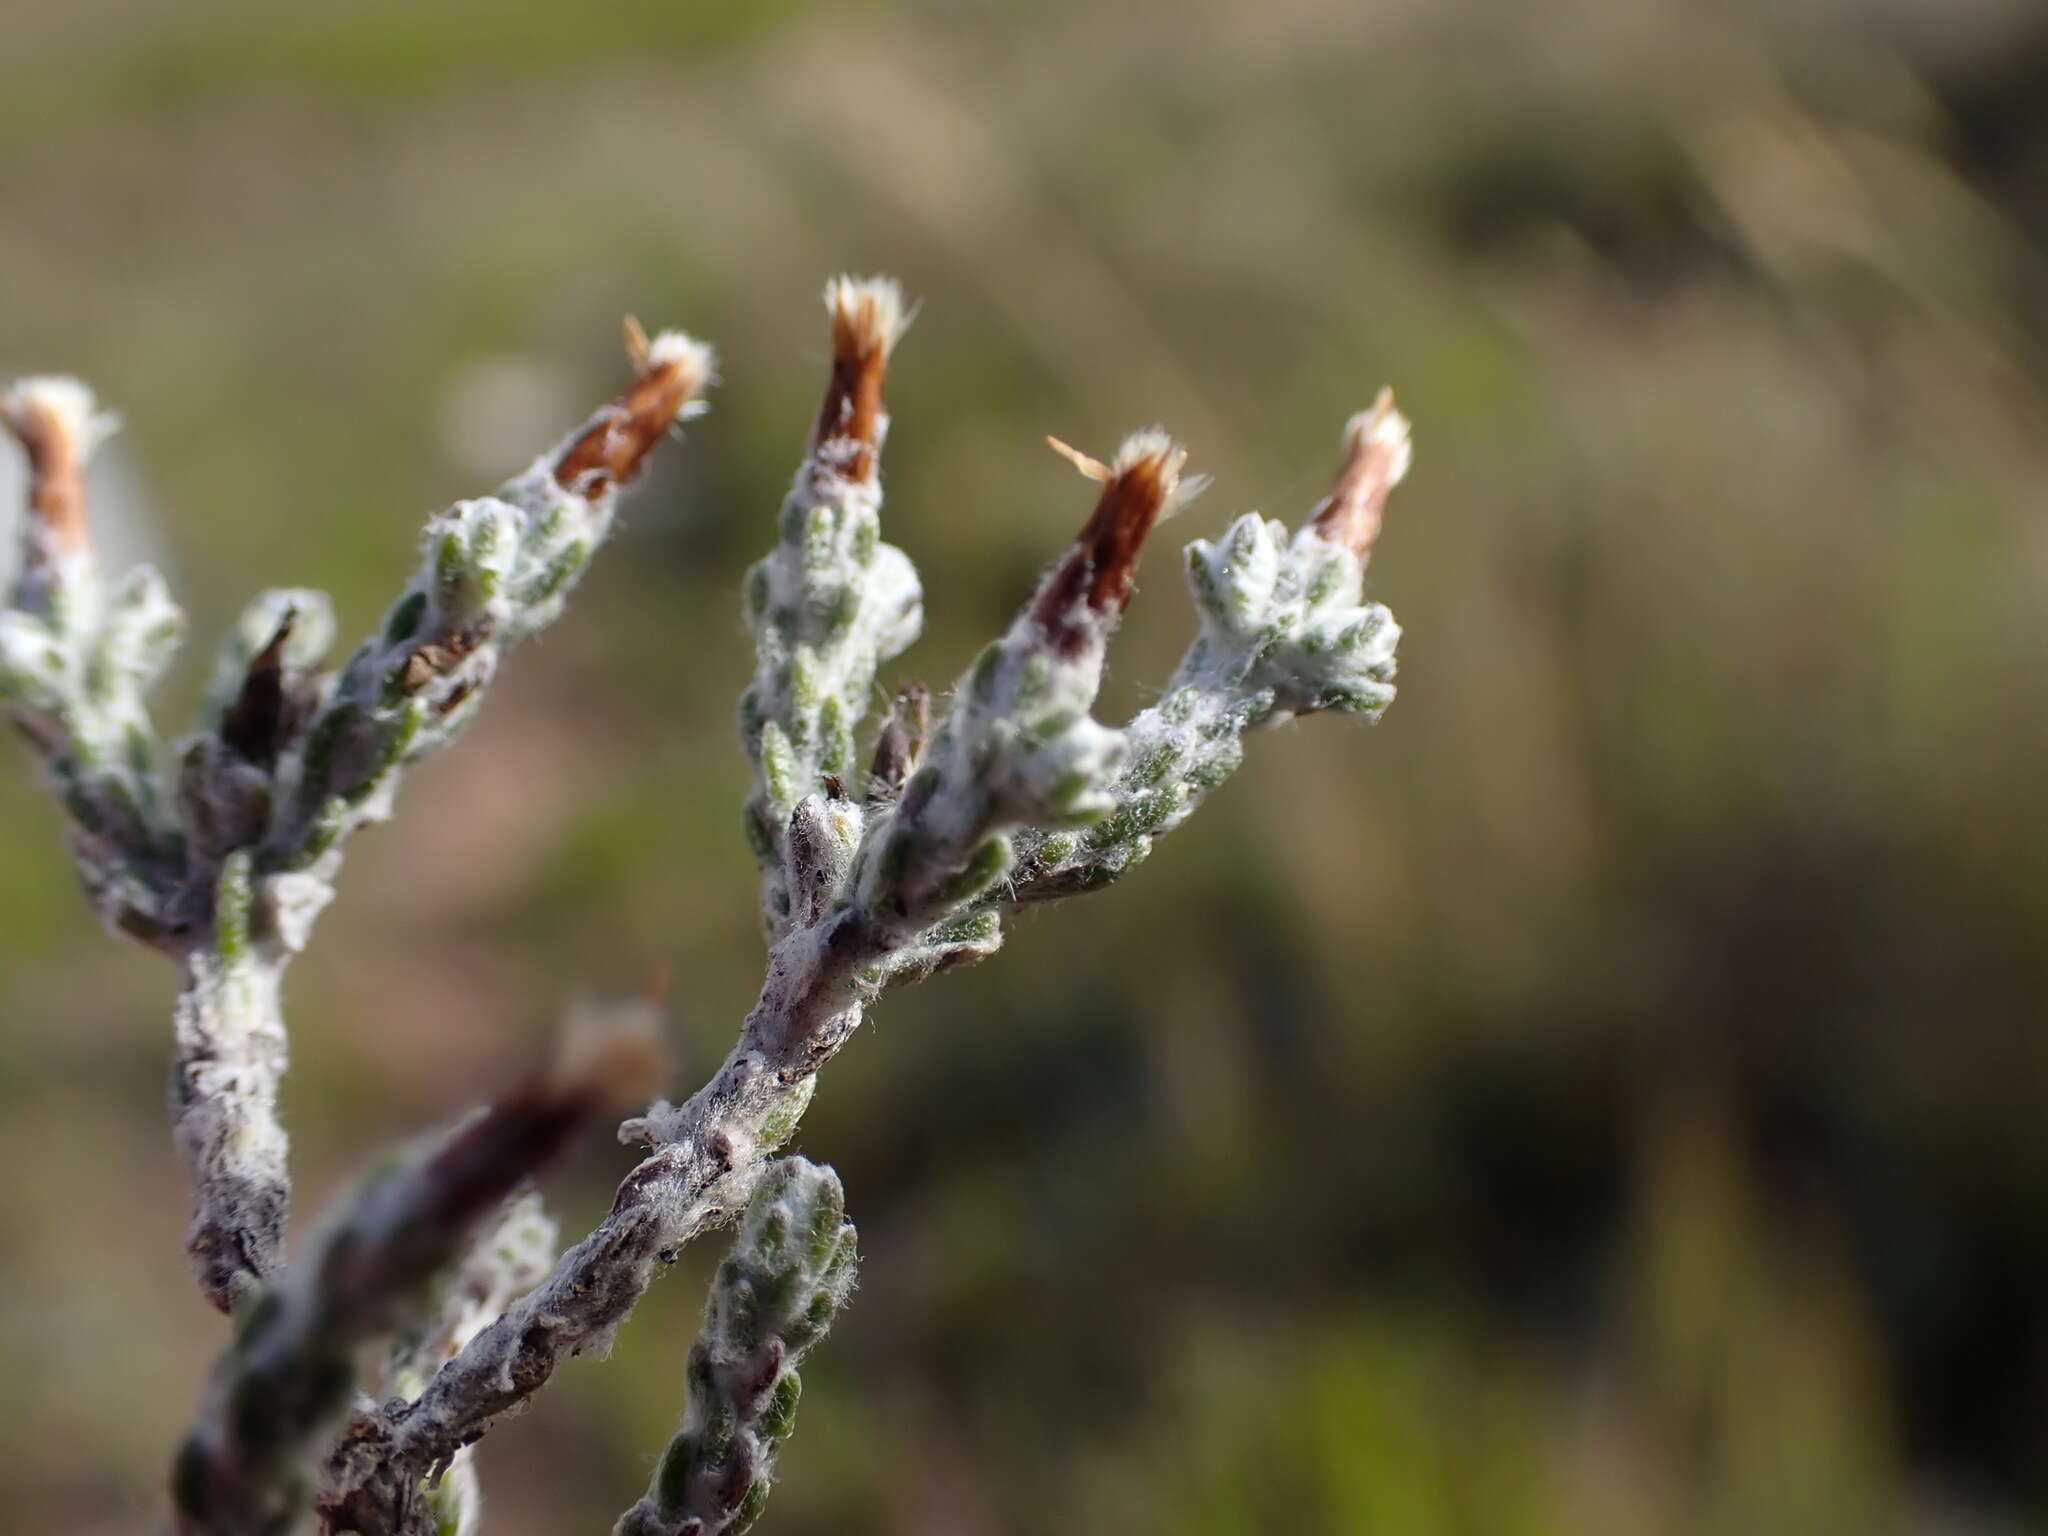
0;280;1407;1536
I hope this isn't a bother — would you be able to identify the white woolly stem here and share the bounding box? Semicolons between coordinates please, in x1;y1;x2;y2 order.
173;946;293;1308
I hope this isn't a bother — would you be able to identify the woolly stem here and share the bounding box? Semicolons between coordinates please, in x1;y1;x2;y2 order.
614;1158;858;1536
174;930;293;1308
172;1009;656;1536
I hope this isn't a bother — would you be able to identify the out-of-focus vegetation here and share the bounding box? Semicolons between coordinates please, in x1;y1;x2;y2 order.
1;1;2044;1531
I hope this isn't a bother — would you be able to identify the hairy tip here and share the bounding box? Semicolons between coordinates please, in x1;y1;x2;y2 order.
640;328;718;400
1111;428;1206;519
1311;388;1411;556
2;376;116;456
1344;389;1412;484
2;376;116;555
551;326;716;497
824;275;911;362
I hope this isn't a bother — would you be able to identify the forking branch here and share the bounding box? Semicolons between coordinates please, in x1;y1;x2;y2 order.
1;277;1408;1534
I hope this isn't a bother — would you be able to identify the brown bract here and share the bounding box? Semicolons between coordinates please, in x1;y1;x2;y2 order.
810;283;899;488
1031;437;1183;656
222;611;319;770
325;1092;582;1317
551;320;711;499
333;1006;660;1317
1308;387;1408;558
1;390;89;557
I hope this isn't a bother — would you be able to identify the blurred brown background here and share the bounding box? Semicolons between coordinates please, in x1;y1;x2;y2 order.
3;0;2046;1531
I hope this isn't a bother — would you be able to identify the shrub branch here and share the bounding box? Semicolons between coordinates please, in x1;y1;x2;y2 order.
3;278;1407;1533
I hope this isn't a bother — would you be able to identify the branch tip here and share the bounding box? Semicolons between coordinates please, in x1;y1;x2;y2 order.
811;276;909;486
1032;428;1192;645
823;274;911;362
550;327;716;498
1;375;115;558
1311;388;1411;557
220;608;305;768
640;328;718;391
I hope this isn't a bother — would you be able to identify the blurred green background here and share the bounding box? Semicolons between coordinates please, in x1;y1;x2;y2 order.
3;0;2046;1531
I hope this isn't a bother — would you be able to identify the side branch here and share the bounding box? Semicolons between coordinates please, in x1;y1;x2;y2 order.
739;277;919;931
4;329;712;1316
1006;395;1410;904
171;327;710;1311
615;1159;858;1536
175;1016;656;1536
0;378;182;932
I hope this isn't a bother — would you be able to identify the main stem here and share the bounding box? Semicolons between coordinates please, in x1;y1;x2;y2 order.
319;909;879;1524
172;947;292;1309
